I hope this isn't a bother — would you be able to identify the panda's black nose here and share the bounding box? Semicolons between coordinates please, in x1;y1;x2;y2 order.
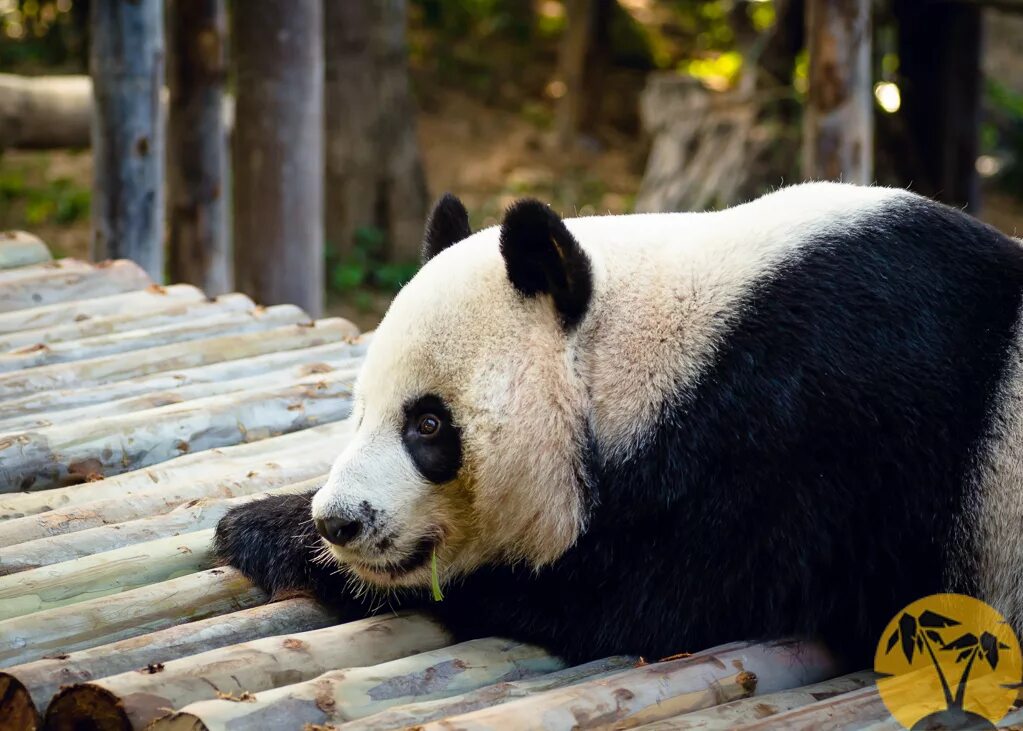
315;516;363;546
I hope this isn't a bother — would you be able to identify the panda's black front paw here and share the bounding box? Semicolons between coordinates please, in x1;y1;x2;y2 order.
214;491;324;598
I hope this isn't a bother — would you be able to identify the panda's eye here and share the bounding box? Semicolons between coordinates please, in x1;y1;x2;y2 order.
417;414;441;437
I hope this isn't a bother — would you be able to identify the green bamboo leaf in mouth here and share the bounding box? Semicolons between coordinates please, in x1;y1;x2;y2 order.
431;548;444;602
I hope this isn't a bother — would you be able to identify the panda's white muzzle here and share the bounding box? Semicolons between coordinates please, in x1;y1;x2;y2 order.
310;429;440;584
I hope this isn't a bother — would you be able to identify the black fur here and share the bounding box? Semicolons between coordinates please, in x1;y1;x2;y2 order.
422;194;472;263
216;196;1023;668
499;199;592;329
402;394;462;484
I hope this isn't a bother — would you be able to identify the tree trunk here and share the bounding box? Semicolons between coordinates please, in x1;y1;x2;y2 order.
555;0;595;147
323;0;429;264
0;283;203;335
167;0;230;295
802;0;873;183
411;641;836;731
151;639;563;731
48;615;452;731
634;671;875;729
0;259;151;313
0;419;354;525
0;317;357;401
0;598;335;726
232;0;324;315
0;74;92;150
90;0;165;280
0;478;324;573
892;0;983;211
0;567;265;668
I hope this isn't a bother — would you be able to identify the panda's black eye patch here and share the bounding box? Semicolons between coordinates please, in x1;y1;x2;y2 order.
402;395;461;484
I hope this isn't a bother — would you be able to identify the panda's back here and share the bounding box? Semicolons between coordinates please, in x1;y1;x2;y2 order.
572;183;1023;661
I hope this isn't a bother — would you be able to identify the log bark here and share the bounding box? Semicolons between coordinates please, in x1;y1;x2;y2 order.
0;232;52;271
151;638;564;731
0;368;357;491
0;293;253;352
0;338;367;420
0;361;360;436
0;302;305;372
0;317;358;401
90;0;166;280
340;656;639;731
0;259;151;313
802;0;873;183
632;671;876;729
167;0;230;295
410;641;837;731
0;284;204;335
0;418;353;523
48;614;453;731
0;529;216;621
724;682;887;730
0;257;91;284
0;478;325;573
0;598;335;726
0;74;91;150
233;0;324;315
0;567;264;667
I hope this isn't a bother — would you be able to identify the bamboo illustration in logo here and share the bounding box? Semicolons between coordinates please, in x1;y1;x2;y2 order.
875;594;1022;729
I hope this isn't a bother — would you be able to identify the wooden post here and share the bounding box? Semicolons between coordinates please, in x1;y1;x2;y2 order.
89;0;165;280
232;0;324;316
323;0;428;264
802;0;873;183
167;0;231;295
555;0;594;148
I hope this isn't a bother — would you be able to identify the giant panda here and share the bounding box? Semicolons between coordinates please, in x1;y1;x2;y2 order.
215;182;1023;667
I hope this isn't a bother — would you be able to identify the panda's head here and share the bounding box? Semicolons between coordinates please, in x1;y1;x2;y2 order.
311;194;594;590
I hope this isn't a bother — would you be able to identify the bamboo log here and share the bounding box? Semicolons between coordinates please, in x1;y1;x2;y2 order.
0;259;151;313
0;418;352;523
632;672;876;729
0;293;254;352
0;598;335;726
0;477;324;573
0;361;360;435
0;567;264;667
408;641;837;731
0;317;357;401
151;638;564;731
0;338;367;420
0;284;205;335
0;366;357;492
48;614;454;731
0;529;217;621
0;231;51;269
0;302;304;372
340;656;640;731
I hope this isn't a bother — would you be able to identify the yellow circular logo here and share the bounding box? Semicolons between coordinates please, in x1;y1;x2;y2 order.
875;594;1022;729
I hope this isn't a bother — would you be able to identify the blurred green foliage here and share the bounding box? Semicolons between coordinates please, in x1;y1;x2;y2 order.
984;79;1023;194
0;157;90;228
0;0;87;72
326;226;420;308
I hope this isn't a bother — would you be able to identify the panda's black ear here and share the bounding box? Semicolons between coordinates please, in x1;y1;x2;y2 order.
499;199;592;330
422;194;472;263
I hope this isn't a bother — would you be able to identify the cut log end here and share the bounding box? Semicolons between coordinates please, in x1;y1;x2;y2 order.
0;673;41;730
44;683;132;731
146;712;210;731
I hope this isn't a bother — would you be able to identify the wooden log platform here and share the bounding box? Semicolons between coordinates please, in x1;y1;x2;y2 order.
0;239;930;730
